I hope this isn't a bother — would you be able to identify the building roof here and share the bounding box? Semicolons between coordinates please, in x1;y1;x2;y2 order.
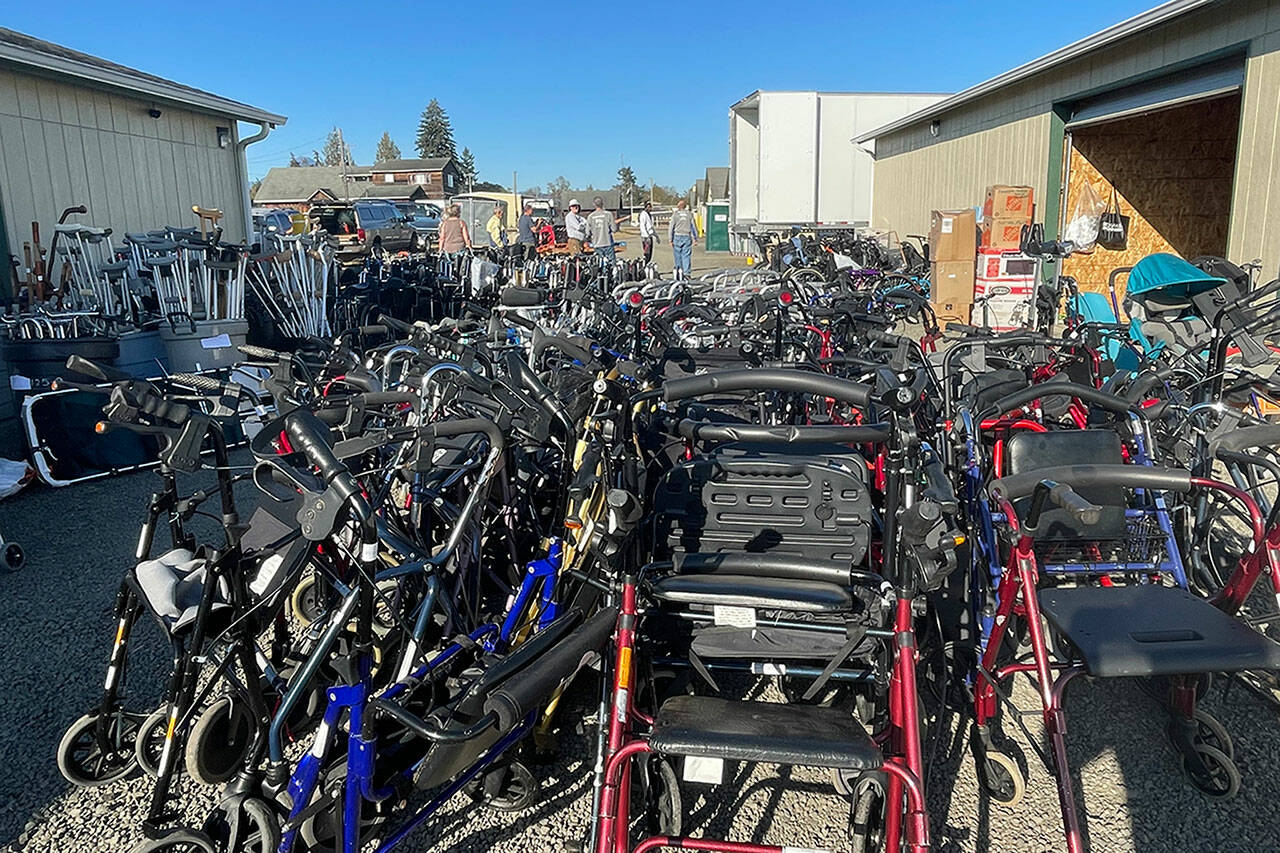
854;0;1215;143
730;89;953;111
255;166;374;203
369;157;455;172
0;27;286;125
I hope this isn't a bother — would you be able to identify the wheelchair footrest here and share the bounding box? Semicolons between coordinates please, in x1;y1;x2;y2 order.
649;695;881;770
1038;585;1280;678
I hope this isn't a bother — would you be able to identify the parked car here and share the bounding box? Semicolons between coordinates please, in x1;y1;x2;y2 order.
309;200;413;259
395;202;441;250
251;207;297;250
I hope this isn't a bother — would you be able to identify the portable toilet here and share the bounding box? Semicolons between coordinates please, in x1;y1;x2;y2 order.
705;202;730;252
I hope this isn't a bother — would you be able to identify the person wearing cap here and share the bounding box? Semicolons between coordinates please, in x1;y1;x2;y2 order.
586;196;623;262
485;204;507;252
639;201;657;265
516;203;537;262
564;199;589;254
669;198;699;276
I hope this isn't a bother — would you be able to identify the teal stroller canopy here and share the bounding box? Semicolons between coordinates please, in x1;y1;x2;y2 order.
1126;253;1227;302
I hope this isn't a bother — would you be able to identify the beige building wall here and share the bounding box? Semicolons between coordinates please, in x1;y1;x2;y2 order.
1229;34;1280;275
871;112;1052;238
0;66;247;255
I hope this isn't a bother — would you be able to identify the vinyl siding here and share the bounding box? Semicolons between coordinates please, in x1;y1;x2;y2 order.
1229;35;1280;268
0;65;248;258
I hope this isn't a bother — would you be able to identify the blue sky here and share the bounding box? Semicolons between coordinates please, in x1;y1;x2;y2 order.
3;0;1156;190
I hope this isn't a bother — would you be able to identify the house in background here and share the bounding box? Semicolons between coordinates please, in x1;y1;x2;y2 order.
253;165;372;212
369;158;460;197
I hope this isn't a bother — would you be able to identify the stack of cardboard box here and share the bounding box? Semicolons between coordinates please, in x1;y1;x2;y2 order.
980;185;1034;251
974;246;1039;332
928;209;976;323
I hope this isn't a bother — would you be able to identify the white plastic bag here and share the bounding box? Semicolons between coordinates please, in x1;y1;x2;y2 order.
1062;181;1107;253
0;458;34;500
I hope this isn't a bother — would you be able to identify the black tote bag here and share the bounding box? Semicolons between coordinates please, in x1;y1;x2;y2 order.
1098;186;1130;251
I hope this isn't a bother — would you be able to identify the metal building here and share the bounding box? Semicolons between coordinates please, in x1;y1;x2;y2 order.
0;28;285;268
856;0;1280;290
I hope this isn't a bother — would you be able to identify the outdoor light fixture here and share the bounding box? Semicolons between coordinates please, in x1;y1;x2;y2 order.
147;107;162;119
216;126;230;149
930;120;940;137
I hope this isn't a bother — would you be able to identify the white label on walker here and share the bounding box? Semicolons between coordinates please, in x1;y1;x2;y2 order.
713;605;756;628
755;662;787;676
200;333;232;350
683;755;724;785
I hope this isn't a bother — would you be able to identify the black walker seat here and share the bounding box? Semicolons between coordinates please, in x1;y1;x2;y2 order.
1038;585;1280;678
650;694;881;770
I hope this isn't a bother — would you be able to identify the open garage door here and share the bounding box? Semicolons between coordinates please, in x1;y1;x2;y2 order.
1058;56;1244;297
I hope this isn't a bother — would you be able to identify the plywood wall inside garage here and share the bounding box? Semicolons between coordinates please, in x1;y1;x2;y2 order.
1061;95;1240;298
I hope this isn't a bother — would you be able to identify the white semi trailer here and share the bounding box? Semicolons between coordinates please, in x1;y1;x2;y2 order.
728;91;948;251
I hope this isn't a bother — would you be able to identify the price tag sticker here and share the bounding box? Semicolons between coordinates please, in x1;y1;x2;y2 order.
713;605;756;628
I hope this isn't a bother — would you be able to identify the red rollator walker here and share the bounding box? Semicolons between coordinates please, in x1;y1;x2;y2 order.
591;368;964;853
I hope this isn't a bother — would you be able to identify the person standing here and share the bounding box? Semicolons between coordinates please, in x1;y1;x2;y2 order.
564;199;589;254
639;201;657;265
516;203;537;262
669;198;699;276
485;205;507;252
437;204;471;254
587;196;620;261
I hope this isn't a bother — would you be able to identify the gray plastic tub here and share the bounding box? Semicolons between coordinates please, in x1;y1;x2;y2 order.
159;319;249;372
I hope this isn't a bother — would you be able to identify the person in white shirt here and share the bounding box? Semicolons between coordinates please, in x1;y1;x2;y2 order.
638;201;657;264
564;199;589;254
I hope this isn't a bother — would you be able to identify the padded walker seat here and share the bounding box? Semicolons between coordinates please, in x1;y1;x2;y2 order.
1038;585;1280;678
129;548;228;633
651;575;852;613
650;695;881;770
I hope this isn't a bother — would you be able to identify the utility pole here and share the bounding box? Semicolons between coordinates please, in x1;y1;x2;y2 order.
337;126;351;201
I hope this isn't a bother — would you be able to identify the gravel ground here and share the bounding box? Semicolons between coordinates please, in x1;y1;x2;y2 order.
4;462;1280;852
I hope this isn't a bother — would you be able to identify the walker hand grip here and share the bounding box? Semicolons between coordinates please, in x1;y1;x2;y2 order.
284;410;351;490
239;344;283;360
170;373;223;393
1048;482;1101;525
662;368;872;408
64;355;131;383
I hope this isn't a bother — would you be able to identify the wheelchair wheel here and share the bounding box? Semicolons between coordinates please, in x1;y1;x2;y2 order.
127;828;216;852
1181;743;1241;800
2;541;23;571
978;748;1026;808
185;696;254;784
57;711;142;787
634;756;682;837
136;707;171;778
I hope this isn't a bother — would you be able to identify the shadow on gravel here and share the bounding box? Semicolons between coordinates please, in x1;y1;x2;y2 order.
0;464;254;849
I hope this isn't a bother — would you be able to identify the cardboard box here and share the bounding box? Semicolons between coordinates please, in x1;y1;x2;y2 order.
984;185;1035;221
974;249;1037;331
930;260;975;320
981;217;1028;251
928;209;977;262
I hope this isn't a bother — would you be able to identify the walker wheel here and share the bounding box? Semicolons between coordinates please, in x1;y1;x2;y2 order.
848;776;887;853
202;796;280;853
57;711;142;787
1181;743;1241;800
136;707;172;779
2;542;24;571
127;828;217;852
1190;708;1234;760
978;748;1026;807
185;696;255;784
469;760;537;812
290;575;327;626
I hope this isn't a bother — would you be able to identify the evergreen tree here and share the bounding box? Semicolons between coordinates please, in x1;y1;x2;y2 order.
288;152;301;167
374;131;401;163
321;127;353;167
616;166;639;207
415;99;456;159
311;150;324;167
457;147;477;191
